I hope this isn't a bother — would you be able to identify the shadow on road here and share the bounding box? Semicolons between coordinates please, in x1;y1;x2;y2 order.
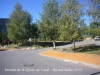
91;71;100;75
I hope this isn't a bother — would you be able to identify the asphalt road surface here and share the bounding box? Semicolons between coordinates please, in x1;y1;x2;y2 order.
0;40;100;75
57;40;100;48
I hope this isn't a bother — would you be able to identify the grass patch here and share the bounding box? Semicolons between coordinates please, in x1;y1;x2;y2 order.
81;49;100;55
75;44;100;55
5;44;44;49
55;47;73;52
55;44;100;55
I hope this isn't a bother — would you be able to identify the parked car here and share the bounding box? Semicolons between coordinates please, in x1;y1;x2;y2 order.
94;36;99;41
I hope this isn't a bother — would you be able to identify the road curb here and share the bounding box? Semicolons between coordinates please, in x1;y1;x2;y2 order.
6;49;27;51
39;53;100;69
6;49;37;51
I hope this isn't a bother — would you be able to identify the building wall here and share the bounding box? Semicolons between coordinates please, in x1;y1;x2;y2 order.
0;18;9;32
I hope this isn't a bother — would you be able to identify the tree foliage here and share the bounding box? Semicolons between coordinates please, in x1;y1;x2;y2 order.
30;23;38;39
89;22;100;38
87;0;100;22
38;0;59;41
87;0;100;38
58;0;83;41
7;3;32;43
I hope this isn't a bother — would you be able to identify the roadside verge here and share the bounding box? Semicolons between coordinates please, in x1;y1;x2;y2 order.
39;50;100;69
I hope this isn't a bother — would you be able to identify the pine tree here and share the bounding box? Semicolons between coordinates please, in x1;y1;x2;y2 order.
58;0;83;51
39;0;59;48
7;3;32;45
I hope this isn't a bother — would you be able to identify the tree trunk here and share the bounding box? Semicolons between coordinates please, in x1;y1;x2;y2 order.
73;39;75;52
16;42;18;46
53;41;56;49
21;40;24;46
44;36;46;47
44;36;46;42
8;41;9;46
34;37;35;46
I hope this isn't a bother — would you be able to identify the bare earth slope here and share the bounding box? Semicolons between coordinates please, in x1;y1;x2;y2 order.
41;50;100;66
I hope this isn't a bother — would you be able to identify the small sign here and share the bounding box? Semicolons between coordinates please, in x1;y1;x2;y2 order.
29;38;32;42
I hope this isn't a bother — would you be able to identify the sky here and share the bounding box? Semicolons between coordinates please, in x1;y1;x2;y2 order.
0;0;90;24
0;0;44;22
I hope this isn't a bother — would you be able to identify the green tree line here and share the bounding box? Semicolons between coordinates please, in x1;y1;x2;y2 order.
0;0;99;51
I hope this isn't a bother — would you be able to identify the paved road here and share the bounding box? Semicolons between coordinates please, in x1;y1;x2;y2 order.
0;40;100;75
57;40;100;48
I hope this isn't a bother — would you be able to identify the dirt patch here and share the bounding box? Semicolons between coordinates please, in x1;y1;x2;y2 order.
0;48;8;51
41;50;100;66
0;48;20;51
